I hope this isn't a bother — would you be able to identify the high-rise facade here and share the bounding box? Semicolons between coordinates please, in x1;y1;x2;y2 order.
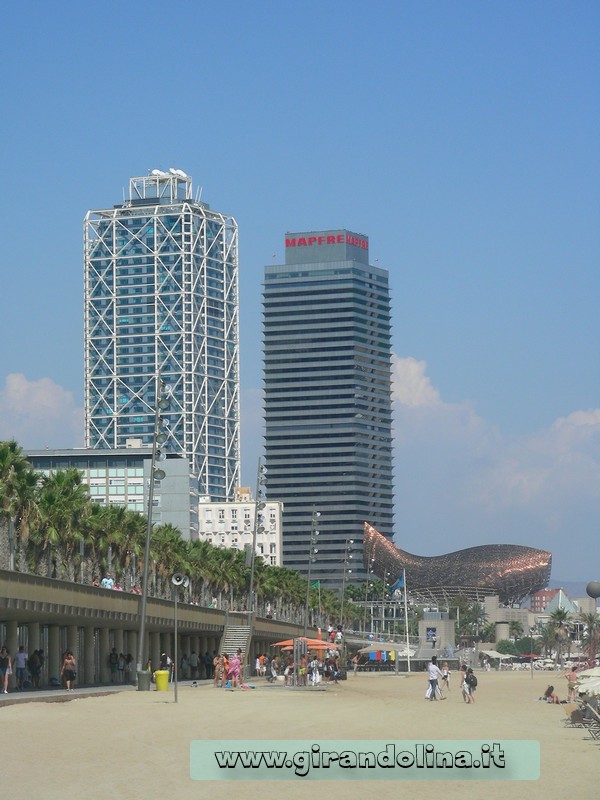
263;229;394;588
84;170;240;529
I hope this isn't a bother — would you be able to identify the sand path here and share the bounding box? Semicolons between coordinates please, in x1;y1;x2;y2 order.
3;670;596;798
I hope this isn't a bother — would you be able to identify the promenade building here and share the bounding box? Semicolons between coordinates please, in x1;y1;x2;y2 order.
197;487;283;567
84;170;240;531
263;230;394;588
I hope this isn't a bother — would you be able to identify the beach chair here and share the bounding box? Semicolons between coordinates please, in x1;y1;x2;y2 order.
562;703;585;727
581;703;600;740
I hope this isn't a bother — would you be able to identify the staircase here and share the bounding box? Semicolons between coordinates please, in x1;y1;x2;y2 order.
219;624;252;664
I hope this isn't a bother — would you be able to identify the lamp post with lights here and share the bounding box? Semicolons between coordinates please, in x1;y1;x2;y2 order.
340;538;354;628
303;508;320;638
363;557;375;637
171;572;189;703
247;460;267;628
381;571;389;637
136;377;171;682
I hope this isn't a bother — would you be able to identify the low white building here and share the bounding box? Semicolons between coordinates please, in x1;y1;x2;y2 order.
197;487;283;566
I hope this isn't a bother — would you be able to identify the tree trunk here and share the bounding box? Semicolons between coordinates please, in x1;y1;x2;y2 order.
0;519;10;570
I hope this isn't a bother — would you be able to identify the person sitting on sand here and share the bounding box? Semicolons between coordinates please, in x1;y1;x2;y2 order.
543;685;560;704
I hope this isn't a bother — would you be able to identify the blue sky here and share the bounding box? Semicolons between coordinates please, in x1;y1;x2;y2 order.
0;1;598;584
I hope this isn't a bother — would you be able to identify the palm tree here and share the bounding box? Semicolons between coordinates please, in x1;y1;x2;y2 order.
509;621;524;641
0;439;39;570
448;594;472;637
539;622;557;658
185;538;218;605
196;543;237;607
549;608;570;664
151;523;188;597
82;503;113;580
480;622;496;643
32;468;90;579
466;602;488;640
114;510;146;589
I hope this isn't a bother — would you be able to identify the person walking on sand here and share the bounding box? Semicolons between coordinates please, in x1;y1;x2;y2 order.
61;650;77;691
441;662;450;691
459;664;469;703
427;655;444;701
0;646;12;694
464;667;478;703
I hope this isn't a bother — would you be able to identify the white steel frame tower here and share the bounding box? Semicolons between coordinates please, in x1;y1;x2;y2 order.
84;170;240;512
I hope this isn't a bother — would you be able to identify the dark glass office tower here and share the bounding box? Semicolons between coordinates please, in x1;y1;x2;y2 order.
263;230;394;589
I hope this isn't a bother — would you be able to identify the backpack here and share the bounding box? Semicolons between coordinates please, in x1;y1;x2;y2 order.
466;673;478;688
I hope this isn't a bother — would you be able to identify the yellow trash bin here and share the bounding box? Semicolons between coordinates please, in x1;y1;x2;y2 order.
154;670;170;691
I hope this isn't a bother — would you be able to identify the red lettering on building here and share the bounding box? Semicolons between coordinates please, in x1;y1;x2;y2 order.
345;234;368;249
284;233;368;249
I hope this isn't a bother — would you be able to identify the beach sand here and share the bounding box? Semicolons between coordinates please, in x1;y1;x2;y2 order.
3;670;596;798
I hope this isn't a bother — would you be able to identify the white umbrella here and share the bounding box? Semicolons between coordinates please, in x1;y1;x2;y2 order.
577;677;600;697
576;666;600;679
358;643;415;655
480;650;513;660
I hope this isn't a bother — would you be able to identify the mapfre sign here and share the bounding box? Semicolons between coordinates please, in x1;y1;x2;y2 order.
285;233;368;250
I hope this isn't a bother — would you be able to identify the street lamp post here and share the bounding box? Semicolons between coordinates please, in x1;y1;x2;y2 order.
340;539;354;627
137;377;170;683
363;558;375;637
247;459;266;628
171;573;189;703
303;508;320;638
246;460;266;680
402;570;411;673
381;571;388;637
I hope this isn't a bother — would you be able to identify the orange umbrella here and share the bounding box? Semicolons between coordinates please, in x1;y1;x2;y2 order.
280;641;333;651
272;637;329;648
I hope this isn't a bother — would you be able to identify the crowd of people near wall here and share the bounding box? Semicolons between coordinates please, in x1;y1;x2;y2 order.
0;645;47;693
207;650;345;688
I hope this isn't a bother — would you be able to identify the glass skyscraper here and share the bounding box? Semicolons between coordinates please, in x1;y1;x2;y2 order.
263;229;394;588
84;170;240;524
